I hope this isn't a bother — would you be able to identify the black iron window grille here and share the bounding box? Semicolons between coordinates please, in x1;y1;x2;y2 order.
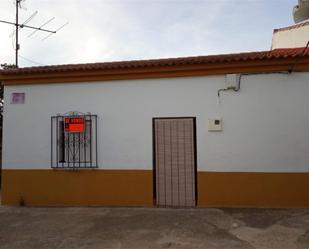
51;111;98;169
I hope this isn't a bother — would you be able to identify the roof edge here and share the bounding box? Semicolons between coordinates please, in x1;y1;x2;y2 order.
1;57;309;86
273;21;309;33
1;48;309;85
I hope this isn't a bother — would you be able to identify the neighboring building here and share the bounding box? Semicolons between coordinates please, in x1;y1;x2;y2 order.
293;0;309;23
272;21;309;49
0;23;308;207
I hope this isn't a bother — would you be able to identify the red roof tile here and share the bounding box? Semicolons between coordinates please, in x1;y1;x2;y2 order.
1;47;309;76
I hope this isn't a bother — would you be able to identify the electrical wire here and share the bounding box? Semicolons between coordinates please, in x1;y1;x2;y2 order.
289;41;309;73
18;55;44;66
217;74;242;98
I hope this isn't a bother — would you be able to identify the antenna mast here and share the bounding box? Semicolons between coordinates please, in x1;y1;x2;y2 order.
15;0;19;67
0;0;61;67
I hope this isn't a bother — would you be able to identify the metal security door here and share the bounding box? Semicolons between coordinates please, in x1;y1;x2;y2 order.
153;118;197;207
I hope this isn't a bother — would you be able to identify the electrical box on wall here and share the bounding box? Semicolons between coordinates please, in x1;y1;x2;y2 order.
208;118;223;131
226;74;240;88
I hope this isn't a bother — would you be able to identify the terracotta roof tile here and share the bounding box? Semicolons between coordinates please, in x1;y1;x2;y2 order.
1;47;309;75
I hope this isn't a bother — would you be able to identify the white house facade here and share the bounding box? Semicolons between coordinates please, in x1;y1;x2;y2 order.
1;23;309;207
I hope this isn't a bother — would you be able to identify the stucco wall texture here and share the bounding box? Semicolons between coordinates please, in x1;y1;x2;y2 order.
3;72;309;172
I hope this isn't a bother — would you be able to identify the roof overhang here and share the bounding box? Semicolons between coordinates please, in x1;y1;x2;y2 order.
1;48;309;85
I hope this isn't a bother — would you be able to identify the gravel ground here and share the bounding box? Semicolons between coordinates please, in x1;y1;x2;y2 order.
0;206;309;249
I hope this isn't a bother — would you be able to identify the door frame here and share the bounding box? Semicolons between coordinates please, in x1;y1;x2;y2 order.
152;117;198;206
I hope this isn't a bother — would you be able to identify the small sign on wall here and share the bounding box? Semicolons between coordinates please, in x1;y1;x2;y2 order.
11;92;25;104
64;117;85;133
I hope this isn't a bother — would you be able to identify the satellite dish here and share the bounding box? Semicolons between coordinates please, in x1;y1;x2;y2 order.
293;0;309;23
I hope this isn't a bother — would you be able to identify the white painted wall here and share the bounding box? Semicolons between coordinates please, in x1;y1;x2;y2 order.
3;72;309;172
271;25;309;49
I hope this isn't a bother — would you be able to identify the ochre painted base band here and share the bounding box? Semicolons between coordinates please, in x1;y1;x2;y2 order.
1;169;154;206
2;170;309;207
198;172;309;208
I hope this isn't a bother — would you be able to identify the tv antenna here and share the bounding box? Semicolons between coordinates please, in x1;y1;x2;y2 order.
0;0;68;67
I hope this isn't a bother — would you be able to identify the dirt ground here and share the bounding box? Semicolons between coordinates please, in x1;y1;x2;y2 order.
0;206;309;249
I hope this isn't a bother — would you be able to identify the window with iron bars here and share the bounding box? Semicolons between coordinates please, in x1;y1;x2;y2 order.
51;112;98;169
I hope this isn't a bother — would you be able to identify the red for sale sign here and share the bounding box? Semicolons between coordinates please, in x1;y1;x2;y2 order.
64;117;85;133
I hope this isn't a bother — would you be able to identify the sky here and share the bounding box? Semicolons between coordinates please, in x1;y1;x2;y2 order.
0;0;300;67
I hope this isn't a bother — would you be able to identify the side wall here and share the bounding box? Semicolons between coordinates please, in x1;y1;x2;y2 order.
2;72;309;206
271;25;309;49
